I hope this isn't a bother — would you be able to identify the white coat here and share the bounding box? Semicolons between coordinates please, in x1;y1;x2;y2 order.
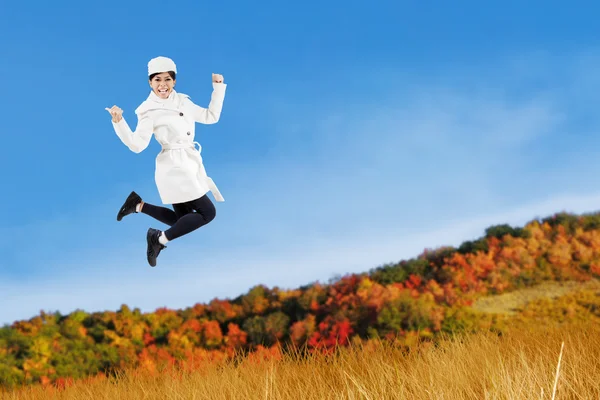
110;83;227;205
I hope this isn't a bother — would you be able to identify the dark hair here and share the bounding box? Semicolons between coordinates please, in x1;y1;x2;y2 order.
149;71;176;81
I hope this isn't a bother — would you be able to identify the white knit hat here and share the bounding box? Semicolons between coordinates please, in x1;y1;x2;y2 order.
148;56;177;76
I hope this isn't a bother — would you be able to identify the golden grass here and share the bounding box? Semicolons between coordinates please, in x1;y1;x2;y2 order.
3;321;599;400
471;278;600;315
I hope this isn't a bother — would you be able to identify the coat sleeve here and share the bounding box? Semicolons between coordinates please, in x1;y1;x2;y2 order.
185;82;227;124
111;112;154;153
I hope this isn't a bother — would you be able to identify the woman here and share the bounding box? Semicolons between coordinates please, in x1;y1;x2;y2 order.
105;56;227;267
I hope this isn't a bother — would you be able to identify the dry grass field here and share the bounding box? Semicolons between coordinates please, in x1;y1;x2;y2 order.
3;318;597;400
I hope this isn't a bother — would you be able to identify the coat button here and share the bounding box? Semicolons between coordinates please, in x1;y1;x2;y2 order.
179;112;184;116
187;132;190;135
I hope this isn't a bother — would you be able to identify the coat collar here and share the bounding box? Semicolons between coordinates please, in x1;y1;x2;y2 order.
148;88;177;103
135;89;190;115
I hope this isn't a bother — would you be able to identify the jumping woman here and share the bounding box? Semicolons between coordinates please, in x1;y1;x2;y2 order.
105;56;227;267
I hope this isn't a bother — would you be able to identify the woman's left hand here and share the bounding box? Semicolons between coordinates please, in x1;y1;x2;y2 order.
212;73;224;83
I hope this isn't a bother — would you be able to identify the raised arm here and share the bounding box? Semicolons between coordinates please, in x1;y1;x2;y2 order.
185;80;227;125
106;106;153;153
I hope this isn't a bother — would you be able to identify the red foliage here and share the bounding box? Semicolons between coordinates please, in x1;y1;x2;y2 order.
143;332;155;346
309;299;320;312
181;319;202;333
201;320;223;347
225;323;247;348
307;316;354;350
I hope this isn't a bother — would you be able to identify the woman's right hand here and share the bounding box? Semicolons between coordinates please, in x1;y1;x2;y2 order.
105;105;123;123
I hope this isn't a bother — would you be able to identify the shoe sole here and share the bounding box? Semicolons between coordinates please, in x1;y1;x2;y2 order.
147;228;158;267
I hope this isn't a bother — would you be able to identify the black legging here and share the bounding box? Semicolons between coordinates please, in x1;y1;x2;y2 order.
140;194;216;241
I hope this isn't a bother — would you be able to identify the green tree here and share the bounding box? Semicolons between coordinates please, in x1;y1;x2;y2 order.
264;311;290;344
242;316;267;346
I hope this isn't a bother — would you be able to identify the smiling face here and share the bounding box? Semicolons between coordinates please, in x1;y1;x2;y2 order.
149;71;176;99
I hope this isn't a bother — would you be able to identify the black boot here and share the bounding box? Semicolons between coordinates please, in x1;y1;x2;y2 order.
146;228;167;267
117;191;142;221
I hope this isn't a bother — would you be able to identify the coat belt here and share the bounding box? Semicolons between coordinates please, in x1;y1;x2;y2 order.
160;141;224;202
161;141;200;151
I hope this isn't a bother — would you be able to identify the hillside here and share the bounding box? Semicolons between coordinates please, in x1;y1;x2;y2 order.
2;211;600;391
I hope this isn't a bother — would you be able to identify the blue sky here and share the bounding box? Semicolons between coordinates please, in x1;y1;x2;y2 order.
2;0;600;325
